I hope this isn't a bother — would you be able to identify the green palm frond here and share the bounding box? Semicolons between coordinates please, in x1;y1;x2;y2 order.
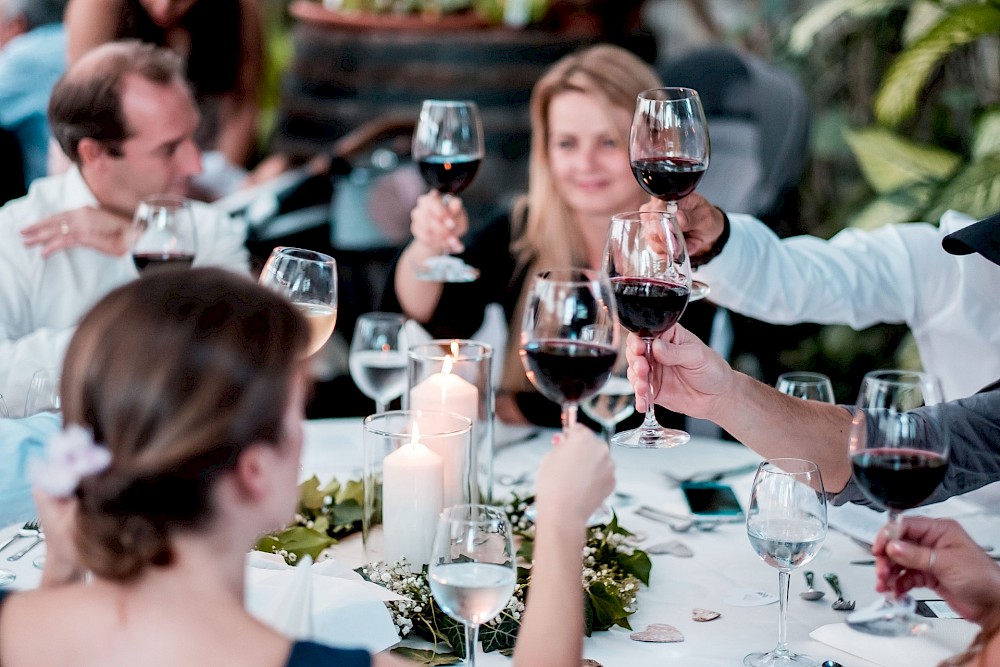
874;3;1000;126
843;127;961;193
848;184;935;230
925;153;1000;219
972;109;1000;159
901;1;945;45
788;0;904;55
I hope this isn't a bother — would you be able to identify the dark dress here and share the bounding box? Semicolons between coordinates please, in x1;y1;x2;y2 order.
381;212;717;429
0;589;370;666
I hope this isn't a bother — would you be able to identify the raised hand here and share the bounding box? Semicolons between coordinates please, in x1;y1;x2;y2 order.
409;190;468;255
535;425;615;526
640;193;725;259
21;206;131;258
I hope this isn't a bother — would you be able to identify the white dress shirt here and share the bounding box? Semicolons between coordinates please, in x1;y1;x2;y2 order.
697;210;1000;401
0;167;249;416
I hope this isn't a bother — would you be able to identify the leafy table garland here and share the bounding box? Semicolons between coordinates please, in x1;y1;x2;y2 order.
256;477;651;663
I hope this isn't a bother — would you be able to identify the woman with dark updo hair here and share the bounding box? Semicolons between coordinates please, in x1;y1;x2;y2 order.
0;268;615;667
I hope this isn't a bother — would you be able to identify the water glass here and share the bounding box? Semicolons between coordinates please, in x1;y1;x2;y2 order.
776;372;835;403
349;313;408;414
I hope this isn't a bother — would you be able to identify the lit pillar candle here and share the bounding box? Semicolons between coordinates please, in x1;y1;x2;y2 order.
382;425;443;570
409;348;478;507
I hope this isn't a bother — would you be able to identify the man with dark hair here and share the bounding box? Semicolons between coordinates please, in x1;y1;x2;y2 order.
0;40;248;416
0;0;67;186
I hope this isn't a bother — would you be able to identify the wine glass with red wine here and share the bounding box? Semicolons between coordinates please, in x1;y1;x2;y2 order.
603;210;692;448
411;99;484;283
629;87;710;301
846;370;949;636
131;195;197;273
519;268;619;432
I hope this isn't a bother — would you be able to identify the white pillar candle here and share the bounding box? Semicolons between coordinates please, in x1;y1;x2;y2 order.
381;425;443;570
409;353;478;507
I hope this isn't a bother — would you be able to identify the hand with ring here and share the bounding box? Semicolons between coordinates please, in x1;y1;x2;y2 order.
21;206;132;258
872;515;1000;624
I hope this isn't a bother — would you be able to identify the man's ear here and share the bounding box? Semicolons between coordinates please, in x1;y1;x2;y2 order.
77;138;108;167
232;444;276;502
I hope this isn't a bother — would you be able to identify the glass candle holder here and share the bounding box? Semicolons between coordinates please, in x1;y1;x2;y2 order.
406;340;495;504
362;410;472;572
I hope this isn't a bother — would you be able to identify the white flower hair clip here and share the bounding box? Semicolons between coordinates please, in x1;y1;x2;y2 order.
29;425;112;498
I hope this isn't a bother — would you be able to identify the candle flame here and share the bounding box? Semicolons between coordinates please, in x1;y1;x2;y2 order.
450;340;461;358
381;343;391;353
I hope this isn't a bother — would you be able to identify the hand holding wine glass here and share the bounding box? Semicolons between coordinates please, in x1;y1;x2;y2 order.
349;312;409;414
745;458;827;667
846;370;949;636
519;268;619;432
258;247;338;357
428;504;517;666
131;195;197;273
604;209;691;448
411;99;484;283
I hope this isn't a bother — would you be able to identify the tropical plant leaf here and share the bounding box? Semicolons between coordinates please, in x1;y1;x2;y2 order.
972;109;1000;160
901;1;944;45
788;0;902;55
481;612;520;653
875;4;1000;126
925;153;1000;219
390;647;461;665
847;188;930;230
844;127;960;192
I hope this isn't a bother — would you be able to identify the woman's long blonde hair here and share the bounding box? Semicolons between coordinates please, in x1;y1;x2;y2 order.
501;44;662;394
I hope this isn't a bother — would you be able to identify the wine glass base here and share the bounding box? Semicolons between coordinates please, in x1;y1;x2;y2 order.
0;569;14;586
415;256;480;283
846;598;928;637
612;425;690;449
743;648;819;666
587;503;614;526
689;279;711;302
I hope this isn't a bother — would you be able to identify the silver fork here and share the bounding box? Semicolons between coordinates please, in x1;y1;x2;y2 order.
824;572;856;611
7;525;43;561
0;519;40;554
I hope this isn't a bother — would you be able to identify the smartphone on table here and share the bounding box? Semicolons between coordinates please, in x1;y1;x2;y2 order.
681;481;745;521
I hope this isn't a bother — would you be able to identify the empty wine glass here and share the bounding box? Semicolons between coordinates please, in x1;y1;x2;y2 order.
630;87;710;301
24;369;60;416
349;312;409;414
412;99;484;283
519;268;619;432
776;372;835;403
745;458;828;667
131;194;197;273
846;370;948;636
259;247;338;357
428;504;517;667
604;209;691;448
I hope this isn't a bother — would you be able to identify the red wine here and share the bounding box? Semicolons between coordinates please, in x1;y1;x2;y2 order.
631;156;707;201
611;276;689;338
520;340;617;404
418;155;481;195
851;448;948;511
133;253;195;272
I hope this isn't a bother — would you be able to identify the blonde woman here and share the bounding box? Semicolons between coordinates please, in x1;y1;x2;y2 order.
387;44;713;425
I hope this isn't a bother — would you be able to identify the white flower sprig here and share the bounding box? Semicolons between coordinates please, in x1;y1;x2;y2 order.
29;425;112;498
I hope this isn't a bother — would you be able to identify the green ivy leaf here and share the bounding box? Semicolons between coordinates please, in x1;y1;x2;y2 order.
583;595;594;637
336;478;365;506
257;525;336;562
481;612;520;653
615;550;652;586
587;581;632;632
844;127;960;193
925;153;1000;220
299;476;326;511
875;4;1000;126
390;647;461;665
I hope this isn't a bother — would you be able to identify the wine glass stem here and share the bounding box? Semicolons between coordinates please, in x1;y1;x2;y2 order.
885;510;904;603
641;338;659;429
776;568;791;656
464;622;479;667
375;399;388;414
601;422;614;448
562;402;578;433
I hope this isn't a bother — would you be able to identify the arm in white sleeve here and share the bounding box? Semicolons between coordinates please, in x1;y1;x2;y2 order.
193;205;250;274
696;214;920;329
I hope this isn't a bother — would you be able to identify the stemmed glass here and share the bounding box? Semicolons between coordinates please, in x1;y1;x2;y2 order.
349;312;409;414
24;369;60;416
412;99;484;283
428;504;517;667
518;268;619;432
604;209;691;448
846;370;948;636
582;357;636;447
259;247;338;357
131;195;197;273
629;87;711;301
776;372;835;403
745;459;828;667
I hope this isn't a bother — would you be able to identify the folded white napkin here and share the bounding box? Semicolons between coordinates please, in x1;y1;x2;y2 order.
245;552;403;652
810;619;979;666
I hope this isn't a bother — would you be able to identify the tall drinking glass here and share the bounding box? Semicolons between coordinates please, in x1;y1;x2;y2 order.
518;268;619;432
131;195;197;272
629;87;710;300
846;370;948;636
349;313;409;414
428;504;516;666
745;459;828;667
412;100;484;283
776;372;835;403
604;210;691;448
259;247;338;357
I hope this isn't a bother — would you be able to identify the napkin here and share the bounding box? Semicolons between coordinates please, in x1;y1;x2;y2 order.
245;552;404;652
810;620;979;666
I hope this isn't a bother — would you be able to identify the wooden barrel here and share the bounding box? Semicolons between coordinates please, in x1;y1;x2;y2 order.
272;4;598;215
